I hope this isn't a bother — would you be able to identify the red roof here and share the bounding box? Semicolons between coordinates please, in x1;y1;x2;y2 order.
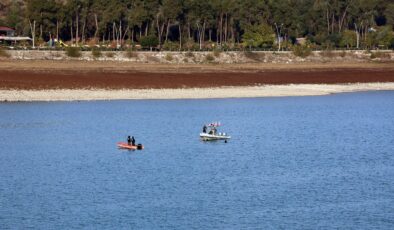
0;26;15;31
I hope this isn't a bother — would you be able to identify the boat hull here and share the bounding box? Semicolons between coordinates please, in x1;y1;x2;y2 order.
200;133;231;141
117;142;144;150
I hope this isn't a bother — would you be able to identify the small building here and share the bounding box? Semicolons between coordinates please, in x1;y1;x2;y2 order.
0;26;31;44
0;26;15;37
295;37;307;45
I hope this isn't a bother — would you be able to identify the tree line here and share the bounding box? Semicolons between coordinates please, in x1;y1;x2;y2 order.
1;0;394;50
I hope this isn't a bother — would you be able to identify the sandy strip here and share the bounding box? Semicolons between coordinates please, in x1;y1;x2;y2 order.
1;83;394;102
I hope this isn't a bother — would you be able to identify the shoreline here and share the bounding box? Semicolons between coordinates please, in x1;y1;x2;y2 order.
1;83;394;102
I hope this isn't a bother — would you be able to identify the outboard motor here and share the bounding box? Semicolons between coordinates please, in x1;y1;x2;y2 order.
137;144;143;150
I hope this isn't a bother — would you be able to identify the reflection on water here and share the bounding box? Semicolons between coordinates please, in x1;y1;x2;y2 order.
0;92;394;229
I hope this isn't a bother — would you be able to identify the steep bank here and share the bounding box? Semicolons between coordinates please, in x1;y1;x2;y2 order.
2;50;394;64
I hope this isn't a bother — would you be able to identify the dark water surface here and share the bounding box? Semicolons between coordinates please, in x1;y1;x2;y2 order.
1;92;394;229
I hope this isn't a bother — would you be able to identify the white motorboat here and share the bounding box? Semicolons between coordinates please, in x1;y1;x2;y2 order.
200;122;231;141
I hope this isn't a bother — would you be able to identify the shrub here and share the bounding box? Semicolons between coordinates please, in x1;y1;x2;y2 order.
320;50;335;58
0;47;10;58
213;49;221;57
147;55;160;63
124;49;137;58
65;47;81;58
91;48;102;58
165;53;173;61
140;35;159;50
205;53;215;62
162;41;179;51
292;45;312;58
185;51;194;58
244;51;264;61
106;52;115;58
370;51;391;59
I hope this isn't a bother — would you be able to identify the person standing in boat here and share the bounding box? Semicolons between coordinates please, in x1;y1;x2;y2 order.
131;136;136;146
127;136;132;145
203;125;207;133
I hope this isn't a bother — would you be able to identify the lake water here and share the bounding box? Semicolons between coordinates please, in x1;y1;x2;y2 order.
1;91;394;229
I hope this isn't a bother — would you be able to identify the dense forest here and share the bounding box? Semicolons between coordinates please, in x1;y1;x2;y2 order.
1;0;394;50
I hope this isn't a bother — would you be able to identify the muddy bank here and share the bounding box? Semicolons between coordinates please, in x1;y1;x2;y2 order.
1;67;394;90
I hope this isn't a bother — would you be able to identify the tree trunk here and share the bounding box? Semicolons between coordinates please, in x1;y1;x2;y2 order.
70;19;73;44
354;23;360;49
165;19;170;43
219;13;223;45
202;20;206;46
82;19;86;44
76;13;79;45
224;13;228;43
187;22;191;39
94;13;99;41
156;17;161;46
56;20;59;41
113;22;116;44
29;20;36;48
179;23;182;50
326;9;330;34
139;24;142;39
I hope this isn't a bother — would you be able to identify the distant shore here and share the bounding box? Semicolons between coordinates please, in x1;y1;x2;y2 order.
1;60;394;101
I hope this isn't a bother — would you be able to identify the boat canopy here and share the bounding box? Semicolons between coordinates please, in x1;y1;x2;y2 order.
207;122;221;127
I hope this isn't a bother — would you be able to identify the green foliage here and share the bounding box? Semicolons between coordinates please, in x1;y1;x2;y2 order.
162;41;179;51
65;47;81;58
0;0;393;51
91;48;102;58
340;30;357;48
140;36;159;50
292;45;312;58
385;3;394;27
375;26;394;48
242;24;275;48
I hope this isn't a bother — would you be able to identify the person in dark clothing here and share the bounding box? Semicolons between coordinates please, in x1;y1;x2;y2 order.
127;136;132;145
203;125;207;133
131;136;136;146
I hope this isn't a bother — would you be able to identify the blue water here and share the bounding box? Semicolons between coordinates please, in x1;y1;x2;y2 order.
1;91;394;229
